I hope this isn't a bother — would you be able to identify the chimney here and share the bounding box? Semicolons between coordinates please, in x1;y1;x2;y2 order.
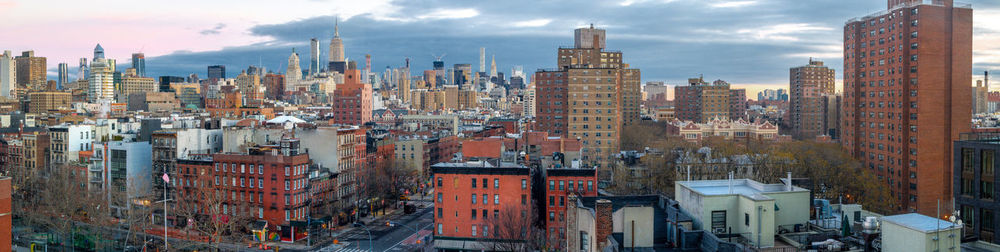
596;199;613;250
786;172;793;191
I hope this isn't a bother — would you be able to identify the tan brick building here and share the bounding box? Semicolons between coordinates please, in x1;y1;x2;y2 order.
28;91;71;113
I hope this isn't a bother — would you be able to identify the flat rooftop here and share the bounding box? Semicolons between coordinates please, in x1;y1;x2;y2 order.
881;213;959;233
678;179;807;200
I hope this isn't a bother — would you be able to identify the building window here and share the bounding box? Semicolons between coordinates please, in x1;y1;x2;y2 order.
711;211;727;232
522;179;527;189
962;179;974;197
472;225;477;237
471;194;477;204
745;213;750;226
984;209;995;233
438;224;443;235
494;194;499;204
437;193;442;203
982;181;995;200
471;209;477;220
471;179;477;188
494;179;499;188
522;194;527;205
549;180;555;190
559;181;565;190
559;196;564;206
437;177;442;187
983;150;995;175
549;212;555;221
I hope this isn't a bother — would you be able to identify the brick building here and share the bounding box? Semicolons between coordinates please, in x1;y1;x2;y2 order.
176;138;311;241
431;162;532;250
674;78;746;123
544;168;598;249
789;59;836;140
332;69;373;125
842;0;972;214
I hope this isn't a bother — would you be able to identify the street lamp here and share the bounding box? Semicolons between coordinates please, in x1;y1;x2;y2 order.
353;222;373;252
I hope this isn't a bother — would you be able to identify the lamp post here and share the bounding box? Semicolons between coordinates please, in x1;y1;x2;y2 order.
353;222;373;252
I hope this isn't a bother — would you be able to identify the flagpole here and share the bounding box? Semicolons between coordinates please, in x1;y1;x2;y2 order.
163;173;168;251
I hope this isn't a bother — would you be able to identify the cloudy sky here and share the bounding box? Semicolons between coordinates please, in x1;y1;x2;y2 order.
4;0;999;99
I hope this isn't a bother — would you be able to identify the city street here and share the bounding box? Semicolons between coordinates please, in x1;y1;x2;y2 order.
321;201;433;252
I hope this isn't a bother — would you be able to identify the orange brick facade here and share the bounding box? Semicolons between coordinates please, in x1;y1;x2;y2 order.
842;0;971;214
431;163;531;240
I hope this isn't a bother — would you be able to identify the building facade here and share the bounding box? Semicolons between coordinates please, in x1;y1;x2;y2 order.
842;0;972;214
431;162;532;250
789;59;836;140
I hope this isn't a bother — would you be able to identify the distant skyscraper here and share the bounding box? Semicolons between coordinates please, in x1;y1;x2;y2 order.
489;55;497;78
131;53;145;77
310;38;320;76
328;19;345;64
57;63;68;90
287;49;302;82
843;0;972;215
89;44;115;102
15;50;46;91
479;47;485;73
78;58;88;81
453;64;472;88
789;59;836;140
0;51;14;98
207;65;226;79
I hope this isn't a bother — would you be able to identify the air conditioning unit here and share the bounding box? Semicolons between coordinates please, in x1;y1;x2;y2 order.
713;227;727;234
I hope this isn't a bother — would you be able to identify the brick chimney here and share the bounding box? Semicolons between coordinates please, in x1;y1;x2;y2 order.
595;199;613;249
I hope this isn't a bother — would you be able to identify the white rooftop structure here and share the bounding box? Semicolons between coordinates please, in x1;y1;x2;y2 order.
266;115;306;124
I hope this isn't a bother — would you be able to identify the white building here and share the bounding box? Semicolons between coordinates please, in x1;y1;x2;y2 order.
49;124;95;165
89;44;115;102
881;213;961;252
675;177;810;248
0;50;15;98
91;141;153;215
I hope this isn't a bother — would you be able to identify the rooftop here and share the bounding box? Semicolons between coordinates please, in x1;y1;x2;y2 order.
881;213;960;233
677;179;807;200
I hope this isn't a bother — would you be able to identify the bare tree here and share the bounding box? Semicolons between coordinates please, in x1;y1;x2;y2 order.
483;205;546;251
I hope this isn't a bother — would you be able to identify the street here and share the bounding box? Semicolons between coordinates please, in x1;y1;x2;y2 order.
322;201;434;252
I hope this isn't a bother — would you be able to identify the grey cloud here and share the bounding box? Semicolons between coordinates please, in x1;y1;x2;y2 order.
139;0;998;87
199;23;226;35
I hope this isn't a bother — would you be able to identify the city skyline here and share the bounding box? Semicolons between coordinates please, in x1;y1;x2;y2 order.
4;0;999;97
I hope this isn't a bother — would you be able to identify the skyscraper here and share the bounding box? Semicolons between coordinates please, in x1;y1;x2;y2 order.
489;54;497;78
57;63;68;90
0;51;14;98
131;53;145;77
328;19;345;72
89;44;115;102
287;49;302;82
842;0;971;215
14;50;46;91
479;47;485;73
535;24;641;178
309;38;320;76
789;59;836;140
78;58;88;81
453;64;472;88
207;65;226;79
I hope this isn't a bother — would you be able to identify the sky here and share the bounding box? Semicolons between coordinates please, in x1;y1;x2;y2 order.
3;0;1000;99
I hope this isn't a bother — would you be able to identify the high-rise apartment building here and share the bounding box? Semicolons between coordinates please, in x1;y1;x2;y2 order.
89;44;115;102
674;78;744;123
235;70;262;106
0;51;15;98
309;38;320;76
207;65;226;79
332;69;372;125
973;76;989;114
789;59;837;140
535;25;641;172
263;73;285;100
15;51;46;91
131;53;145;77
453;64;472;88
842;0;972;214
287;49;302;82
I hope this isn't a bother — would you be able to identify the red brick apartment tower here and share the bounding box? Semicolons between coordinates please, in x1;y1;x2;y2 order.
842;0;971;214
545;168;597;249
333;69;373;125
431;163;532;249
790;59;836;140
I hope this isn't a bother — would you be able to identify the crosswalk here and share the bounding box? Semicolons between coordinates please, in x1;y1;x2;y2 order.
333;247;369;252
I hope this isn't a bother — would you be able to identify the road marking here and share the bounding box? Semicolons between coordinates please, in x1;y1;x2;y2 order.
382;223;432;252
